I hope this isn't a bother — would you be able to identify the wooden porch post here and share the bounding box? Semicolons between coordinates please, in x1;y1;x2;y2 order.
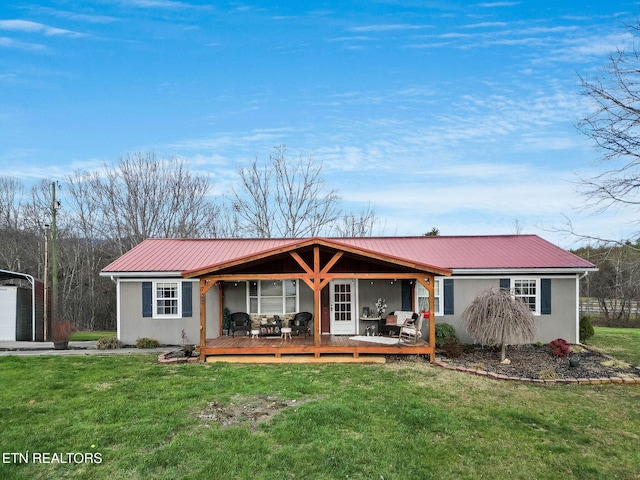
428;274;435;362
199;278;206;362
416;275;436;363
314;246;321;348
218;281;224;337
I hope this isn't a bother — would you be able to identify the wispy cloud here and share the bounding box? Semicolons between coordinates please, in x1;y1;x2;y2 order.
545;31;634;63
125;0;202;9
475;2;520;7
0;20;84;37
328;35;375;43
349;23;428;33
0;36;45;50
463;22;509;28
26;7;119;24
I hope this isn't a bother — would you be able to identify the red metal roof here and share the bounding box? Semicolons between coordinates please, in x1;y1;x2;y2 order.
335;235;594;270
101;235;595;275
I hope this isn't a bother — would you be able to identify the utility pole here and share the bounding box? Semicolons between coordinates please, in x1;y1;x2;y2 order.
43;224;50;340
51;182;60;325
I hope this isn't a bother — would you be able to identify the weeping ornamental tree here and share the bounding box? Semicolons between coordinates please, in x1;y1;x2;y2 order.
461;287;537;361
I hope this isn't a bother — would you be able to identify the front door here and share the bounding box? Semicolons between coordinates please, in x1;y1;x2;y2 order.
330;280;356;335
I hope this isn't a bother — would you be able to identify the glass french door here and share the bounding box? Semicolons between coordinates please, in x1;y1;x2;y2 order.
330;280;356;335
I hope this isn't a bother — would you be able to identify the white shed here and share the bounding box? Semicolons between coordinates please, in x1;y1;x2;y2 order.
0;270;46;341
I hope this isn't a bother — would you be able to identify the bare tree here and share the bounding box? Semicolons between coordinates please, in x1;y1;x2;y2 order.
330;203;380;237
575;243;640;326
575;24;640;241
64;172;117;330
0;179;55;276
229;156;273;237
461;287;537;361
0;177;23;230
229;146;341;238
512;219;524;235
0;177;28;272
84;151;220;254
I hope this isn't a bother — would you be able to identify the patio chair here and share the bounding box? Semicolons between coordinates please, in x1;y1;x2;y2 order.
398;312;423;343
229;312;252;337
378;311;415;337
290;312;312;337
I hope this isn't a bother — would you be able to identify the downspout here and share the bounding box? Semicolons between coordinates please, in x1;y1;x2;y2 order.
110;276;121;340
25;273;35;342
576;270;590;344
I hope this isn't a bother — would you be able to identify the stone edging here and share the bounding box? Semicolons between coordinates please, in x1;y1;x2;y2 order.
158;351;199;364
433;360;640;385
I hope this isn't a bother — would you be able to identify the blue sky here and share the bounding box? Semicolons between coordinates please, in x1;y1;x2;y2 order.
1;1;638;246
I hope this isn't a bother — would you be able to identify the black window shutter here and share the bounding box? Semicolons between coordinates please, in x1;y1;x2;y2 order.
401;280;412;311
142;282;153;317
443;279;454;315
182;281;193;317
541;279;551;315
499;278;510;290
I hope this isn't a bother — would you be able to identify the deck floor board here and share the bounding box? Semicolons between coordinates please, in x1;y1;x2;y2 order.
200;334;434;361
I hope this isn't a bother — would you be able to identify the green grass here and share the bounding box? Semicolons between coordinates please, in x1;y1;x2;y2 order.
69;331;116;341
0;332;639;479
588;326;640;366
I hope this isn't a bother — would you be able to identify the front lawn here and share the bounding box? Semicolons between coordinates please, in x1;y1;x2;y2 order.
70;331;117;341
588;326;640;366
1;350;639;479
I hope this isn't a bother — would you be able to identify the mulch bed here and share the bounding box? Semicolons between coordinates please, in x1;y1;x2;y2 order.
439;344;640;381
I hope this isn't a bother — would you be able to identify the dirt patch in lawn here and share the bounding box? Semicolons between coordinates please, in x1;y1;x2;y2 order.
197;394;310;430
440;344;640;380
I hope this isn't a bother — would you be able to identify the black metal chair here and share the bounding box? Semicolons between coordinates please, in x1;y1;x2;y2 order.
229;312;252;337
290;312;312;337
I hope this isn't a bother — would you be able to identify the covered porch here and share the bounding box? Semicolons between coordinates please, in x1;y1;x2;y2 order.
182;237;451;363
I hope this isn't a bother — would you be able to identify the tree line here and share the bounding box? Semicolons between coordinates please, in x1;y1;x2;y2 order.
574;243;640;327
0;147;381;331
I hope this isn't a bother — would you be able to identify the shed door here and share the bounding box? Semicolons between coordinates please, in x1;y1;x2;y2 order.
0;287;17;341
330;280;356;335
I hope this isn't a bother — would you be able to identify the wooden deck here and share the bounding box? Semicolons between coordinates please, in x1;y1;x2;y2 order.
200;335;434;362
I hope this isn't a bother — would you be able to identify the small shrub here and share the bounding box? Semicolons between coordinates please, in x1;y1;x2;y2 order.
181;330;195;356
579;316;595;343
549;338;570;357
51;320;74;342
136;337;160;349
435;323;459;348
601;359;631;370
96;336;124;350
222;307;232;333
537;368;559;380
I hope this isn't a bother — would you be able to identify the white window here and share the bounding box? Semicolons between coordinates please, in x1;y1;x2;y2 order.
415;278;442;316
248;280;298;314
512;278;539;315
154;281;181;318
